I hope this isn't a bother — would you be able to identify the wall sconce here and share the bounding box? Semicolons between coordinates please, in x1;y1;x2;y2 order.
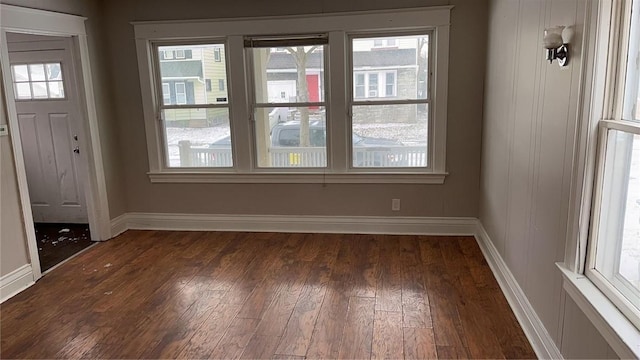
543;26;573;67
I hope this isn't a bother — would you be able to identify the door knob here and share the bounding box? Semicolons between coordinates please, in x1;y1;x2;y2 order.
73;146;80;154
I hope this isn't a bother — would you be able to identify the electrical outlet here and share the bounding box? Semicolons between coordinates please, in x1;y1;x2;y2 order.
392;198;400;211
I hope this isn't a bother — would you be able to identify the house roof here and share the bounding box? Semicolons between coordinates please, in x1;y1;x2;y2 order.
160;60;203;78
266;48;417;70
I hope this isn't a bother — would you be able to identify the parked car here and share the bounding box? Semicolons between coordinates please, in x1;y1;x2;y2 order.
210;120;406;166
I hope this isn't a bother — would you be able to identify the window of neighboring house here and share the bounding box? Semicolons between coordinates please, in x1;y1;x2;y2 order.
135;8;450;181
368;73;378;97
353;71;397;99
386;72;396;97
247;36;327;168
587;0;640;330
11;63;65;100
354;73;365;98
164;50;174;59
175;82;187;104
175;49;185;59
351;34;429;168
373;38;397;48
156;43;232;168
162;83;171;105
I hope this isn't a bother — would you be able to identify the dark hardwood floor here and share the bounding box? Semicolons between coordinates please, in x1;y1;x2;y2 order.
0;231;536;359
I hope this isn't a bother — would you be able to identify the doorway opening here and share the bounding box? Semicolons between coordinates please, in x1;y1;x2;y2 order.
6;32;97;273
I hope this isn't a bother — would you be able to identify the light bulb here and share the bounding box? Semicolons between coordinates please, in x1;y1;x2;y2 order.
543;26;565;49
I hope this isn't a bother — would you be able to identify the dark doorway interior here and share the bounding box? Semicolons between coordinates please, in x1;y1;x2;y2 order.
35;223;95;272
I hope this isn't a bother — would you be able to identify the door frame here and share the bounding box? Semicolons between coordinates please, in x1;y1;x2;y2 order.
0;5;111;281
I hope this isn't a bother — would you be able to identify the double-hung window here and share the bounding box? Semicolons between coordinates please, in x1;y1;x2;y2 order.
247;36;327;168
587;0;640;330
134;7;450;183
350;34;430;168
155;43;232;168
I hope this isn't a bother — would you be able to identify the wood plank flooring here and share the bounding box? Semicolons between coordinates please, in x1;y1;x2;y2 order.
0;231;536;359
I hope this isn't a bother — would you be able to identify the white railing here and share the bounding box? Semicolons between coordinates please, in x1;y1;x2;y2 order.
178;141;233;167
178;141;427;168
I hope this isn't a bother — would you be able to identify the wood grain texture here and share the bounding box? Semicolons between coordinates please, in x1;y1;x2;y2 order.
0;231;535;359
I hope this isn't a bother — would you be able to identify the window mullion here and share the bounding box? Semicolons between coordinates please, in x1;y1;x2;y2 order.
328;31;348;172
227;35;253;172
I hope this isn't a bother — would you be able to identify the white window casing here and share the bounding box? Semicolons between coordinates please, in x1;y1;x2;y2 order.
133;6;451;183
560;0;640;357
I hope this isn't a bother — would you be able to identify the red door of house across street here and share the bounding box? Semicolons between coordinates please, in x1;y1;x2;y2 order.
306;74;319;109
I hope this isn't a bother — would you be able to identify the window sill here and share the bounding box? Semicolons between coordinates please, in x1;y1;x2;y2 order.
557;263;640;359
147;171;448;184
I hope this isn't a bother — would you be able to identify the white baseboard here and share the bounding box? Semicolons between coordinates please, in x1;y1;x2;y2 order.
111;212;479;236
110;213;128;238
0;264;34;303
474;221;563;360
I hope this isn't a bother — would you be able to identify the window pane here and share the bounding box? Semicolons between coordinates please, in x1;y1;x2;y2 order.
596;129;640;308
352;34;429;101
352;104;428;167
29;64;46;81
46;63;62;81
623;0;640;121
31;82;48;98
14;82;31;99
48;81;65;98
12;65;29;82
254;106;326;168
252;45;325;104
157;44;228;105
163;108;232;168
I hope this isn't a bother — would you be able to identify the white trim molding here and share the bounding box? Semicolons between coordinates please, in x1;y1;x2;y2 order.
0;4;113;283
558;264;640;359
474;222;563;360
0;264;34;303
134;7;451;180
147;172;448;184
111;212;477;236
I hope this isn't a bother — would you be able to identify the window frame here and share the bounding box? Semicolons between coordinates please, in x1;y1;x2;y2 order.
11;62;67;101
584;0;640;333
133;7;451;183
245;37;329;171
349;31;433;171
151;40;234;170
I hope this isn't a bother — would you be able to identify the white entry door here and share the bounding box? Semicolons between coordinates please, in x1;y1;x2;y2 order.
8;36;88;223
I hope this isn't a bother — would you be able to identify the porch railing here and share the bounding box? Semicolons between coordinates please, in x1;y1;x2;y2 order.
178;141;427;168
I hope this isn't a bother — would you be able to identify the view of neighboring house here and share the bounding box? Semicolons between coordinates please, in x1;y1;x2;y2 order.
265;37;428;124
158;45;228;127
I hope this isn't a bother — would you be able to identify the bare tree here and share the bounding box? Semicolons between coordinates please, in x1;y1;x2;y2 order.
286;46;318;147
417;37;428;115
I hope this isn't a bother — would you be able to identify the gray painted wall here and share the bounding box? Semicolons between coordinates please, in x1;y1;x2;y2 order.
480;0;617;358
101;0;486;217
0;71;30;276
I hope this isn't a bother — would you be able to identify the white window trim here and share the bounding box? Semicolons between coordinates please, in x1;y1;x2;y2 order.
560;0;640;357
133;6;451;183
175;49;185;59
